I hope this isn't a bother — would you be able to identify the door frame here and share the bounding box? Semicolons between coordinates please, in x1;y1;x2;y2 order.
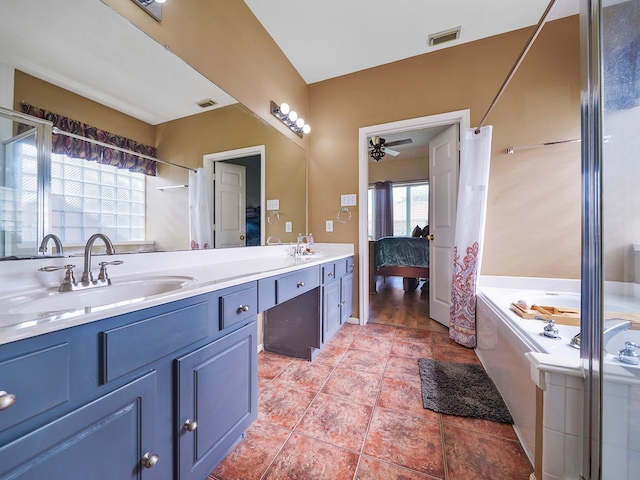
358;110;470;325
204;145;266;246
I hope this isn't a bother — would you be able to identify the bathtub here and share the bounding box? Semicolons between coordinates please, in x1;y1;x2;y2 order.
476;277;640;479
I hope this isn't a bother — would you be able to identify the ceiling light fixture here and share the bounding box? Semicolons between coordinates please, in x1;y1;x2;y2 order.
271;101;311;137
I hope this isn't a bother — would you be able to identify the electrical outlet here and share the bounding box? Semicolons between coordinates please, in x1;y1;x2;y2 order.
285;221;292;232
341;194;357;207
326;220;333;232
266;199;279;210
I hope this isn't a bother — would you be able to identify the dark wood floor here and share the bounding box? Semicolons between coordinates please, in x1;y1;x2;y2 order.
368;277;447;333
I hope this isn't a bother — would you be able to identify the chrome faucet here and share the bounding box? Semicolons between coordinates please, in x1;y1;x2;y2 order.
80;234;116;284
38;234;63;256
569;318;632;351
39;234;122;292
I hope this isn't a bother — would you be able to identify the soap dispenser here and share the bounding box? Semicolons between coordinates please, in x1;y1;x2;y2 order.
307;233;314;251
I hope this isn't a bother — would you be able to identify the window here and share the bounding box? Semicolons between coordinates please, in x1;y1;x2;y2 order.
17;143;145;245
393;182;429;236
50;154;146;243
368;181;428;238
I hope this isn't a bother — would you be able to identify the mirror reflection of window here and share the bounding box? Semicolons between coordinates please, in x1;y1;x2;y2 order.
50;154;146;243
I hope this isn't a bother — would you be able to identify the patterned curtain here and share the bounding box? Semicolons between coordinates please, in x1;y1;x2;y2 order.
449;126;492;348
373;181;394;239
21;104;157;176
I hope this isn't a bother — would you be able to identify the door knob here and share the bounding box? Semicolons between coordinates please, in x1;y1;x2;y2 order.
240;235;245;240
426;234;434;241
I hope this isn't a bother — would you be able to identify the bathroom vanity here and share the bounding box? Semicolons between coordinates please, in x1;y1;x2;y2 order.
0;244;354;479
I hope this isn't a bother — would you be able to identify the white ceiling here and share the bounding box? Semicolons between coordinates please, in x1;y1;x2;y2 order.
243;0;579;84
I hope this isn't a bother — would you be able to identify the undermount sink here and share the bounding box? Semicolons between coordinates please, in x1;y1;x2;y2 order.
6;276;197;315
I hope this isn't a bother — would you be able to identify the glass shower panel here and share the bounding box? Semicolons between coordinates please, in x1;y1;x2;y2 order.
601;1;640;478
0;118;40;259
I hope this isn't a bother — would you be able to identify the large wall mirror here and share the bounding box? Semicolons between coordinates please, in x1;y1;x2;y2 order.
0;0;306;259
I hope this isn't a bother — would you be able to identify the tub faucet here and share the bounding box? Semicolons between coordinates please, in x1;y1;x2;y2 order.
81;233;116;284
38;234;63;256
569;318;632;350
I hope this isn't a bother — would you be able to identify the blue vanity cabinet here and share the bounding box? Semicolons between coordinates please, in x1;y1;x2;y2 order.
0;371;158;480
321;256;354;344
175;321;257;480
0;281;259;480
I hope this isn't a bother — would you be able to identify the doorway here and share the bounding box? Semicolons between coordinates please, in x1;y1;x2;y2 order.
204;146;266;248
358;110;470;326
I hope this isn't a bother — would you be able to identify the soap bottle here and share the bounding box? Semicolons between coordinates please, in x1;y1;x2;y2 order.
307;233;314;252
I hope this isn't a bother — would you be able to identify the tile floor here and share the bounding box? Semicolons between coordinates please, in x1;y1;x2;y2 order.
208;322;533;480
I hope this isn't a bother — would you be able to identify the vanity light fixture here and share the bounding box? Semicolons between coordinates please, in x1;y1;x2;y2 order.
271;101;311;138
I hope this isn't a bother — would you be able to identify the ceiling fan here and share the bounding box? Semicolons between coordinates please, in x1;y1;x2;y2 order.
369;136;412;161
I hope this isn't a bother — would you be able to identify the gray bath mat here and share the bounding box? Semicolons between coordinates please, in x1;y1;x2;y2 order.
418;358;514;424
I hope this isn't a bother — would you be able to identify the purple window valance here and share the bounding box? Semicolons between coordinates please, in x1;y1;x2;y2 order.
21;104;157;176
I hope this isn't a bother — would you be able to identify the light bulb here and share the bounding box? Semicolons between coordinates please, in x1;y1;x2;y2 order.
154;0;167;3
288;110;298;122
296;118;305;129
302;124;311;134
279;103;290;115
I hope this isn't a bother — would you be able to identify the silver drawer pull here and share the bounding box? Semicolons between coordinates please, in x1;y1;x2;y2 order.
237;305;250;313
141;452;159;469
328;272;334;277
297;282;305;287
349;264;354;271
183;419;198;432
0;391;17;410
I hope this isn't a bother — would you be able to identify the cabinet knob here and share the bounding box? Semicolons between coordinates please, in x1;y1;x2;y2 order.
237;305;250;313
328;272;334;277
183;419;198;432
297;282;305;288
141;452;159;469
0;391;16;410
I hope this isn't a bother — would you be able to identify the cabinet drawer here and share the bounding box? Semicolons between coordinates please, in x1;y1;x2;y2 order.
276;267;319;304
101;301;210;383
321;262;336;284
220;284;257;330
0;343;69;432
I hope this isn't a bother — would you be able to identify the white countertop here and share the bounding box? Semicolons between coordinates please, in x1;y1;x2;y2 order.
0;243;354;345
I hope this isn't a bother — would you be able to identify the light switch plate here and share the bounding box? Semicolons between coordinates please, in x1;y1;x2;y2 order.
285;221;292;232
266;199;279;210
326;220;333;232
341;194;357;207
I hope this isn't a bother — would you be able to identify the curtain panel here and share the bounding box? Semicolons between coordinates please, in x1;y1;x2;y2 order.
21;104;157;176
373;181;394;239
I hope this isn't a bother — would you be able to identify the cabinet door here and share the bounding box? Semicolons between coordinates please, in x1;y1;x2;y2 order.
322;280;342;344
341;273;354;325
0;371;158;480
176;321;258;480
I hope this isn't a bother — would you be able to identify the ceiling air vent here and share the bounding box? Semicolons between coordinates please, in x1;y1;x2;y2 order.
196;98;217;108
428;26;461;47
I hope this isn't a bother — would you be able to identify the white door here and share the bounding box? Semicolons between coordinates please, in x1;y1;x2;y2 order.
214;162;246;248
428;124;459;326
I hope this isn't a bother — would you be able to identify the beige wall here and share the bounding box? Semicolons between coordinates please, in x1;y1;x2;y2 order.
308;16;582;316
14;71;154;144
369;156;428;184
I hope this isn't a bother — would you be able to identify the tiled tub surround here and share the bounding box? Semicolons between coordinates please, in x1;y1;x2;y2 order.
477;276;640;480
0;243;354;345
